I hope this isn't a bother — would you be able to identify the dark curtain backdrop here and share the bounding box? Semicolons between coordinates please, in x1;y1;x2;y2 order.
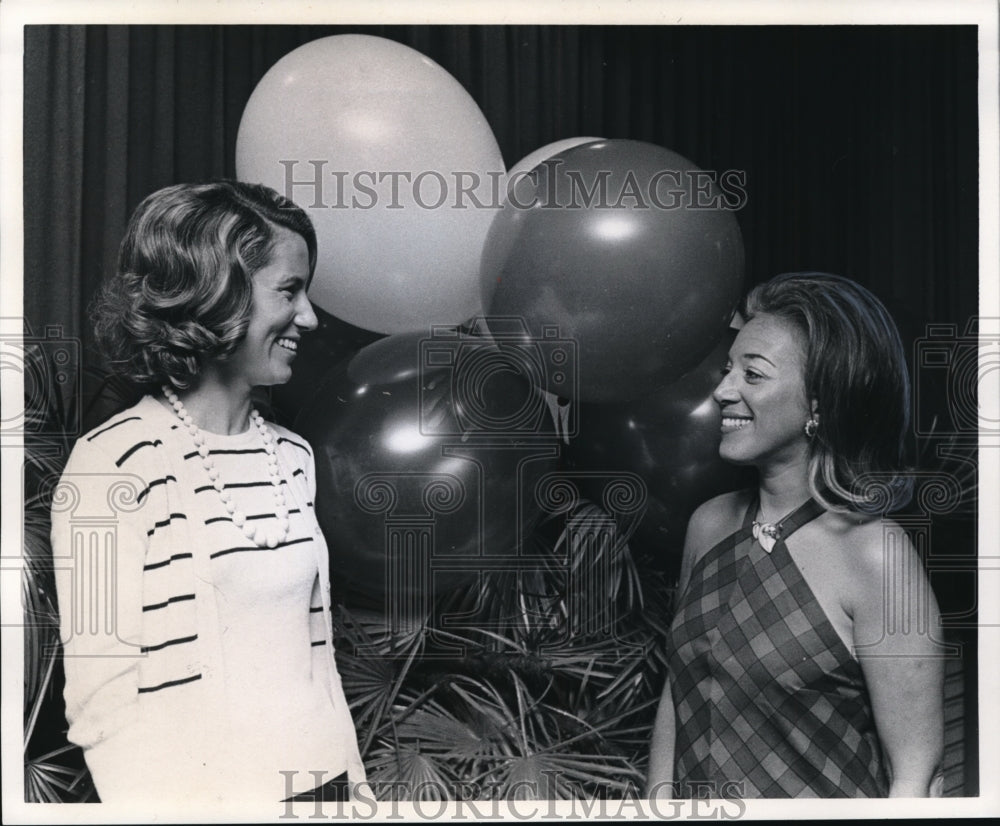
21;23;980;793
24;24;978;369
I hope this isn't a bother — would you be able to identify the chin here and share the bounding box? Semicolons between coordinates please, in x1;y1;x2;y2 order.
718;444;755;466
266;366;294;386
252;375;289;389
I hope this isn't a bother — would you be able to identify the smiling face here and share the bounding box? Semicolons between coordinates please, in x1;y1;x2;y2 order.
712;313;814;471
222;225;318;391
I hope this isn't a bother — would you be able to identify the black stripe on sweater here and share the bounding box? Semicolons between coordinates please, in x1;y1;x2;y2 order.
116;439;163;467
147;513;187;536
194;479;288;494
204;508;300;526
205;508;301;525
141;633;198;654
137;673;202;694
137;475;177;504
278;436;309;454
209;535;311;560
142;593;196;612
183;447;267;460
87;416;141;442
143;552;193;572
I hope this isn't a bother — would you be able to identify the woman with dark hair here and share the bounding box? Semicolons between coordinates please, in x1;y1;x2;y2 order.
646;272;943;798
51;181;365;805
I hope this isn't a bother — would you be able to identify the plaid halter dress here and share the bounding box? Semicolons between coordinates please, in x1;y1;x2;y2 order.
667;496;888;798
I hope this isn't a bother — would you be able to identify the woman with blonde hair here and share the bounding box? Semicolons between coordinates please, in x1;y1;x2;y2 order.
52;181;365;806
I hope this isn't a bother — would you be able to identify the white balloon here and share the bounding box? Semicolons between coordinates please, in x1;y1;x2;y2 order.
237;35;505;334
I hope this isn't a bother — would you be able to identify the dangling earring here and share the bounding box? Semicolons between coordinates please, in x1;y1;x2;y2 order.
804;417;819;439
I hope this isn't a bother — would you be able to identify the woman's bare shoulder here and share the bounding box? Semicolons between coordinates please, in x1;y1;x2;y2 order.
686;489;753;556
815;509;892;558
811;509;921;600
676;490;753;593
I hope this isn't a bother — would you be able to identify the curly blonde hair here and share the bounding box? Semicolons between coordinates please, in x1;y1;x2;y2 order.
92;180;317;389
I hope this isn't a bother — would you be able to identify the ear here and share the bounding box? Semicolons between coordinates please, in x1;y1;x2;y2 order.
810;399;820;421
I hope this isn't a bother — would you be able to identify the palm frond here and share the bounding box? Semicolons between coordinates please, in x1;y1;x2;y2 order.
333;607;429;757
24;754;93;803
20;344;92;802
331;490;675;800
23;647;57;749
365;743;456;800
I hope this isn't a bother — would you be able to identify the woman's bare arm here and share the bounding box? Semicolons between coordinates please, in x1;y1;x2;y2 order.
849;519;945;797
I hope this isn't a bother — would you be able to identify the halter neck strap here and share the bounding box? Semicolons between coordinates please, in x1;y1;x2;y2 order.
742;493;825;543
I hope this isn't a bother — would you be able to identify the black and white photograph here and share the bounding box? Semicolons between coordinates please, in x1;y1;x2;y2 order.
2;0;998;821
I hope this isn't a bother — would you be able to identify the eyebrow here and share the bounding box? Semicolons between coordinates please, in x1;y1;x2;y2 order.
739;352;777;368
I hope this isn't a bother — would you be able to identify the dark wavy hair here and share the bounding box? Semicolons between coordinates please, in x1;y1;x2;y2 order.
92;180;317;389
744;272;913;513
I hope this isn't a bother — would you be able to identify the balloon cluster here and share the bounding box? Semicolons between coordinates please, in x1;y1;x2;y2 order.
239;35;751;602
293;331;560;607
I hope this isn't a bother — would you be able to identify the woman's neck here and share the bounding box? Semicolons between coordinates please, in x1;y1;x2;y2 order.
160;376;254;435
756;458;812;522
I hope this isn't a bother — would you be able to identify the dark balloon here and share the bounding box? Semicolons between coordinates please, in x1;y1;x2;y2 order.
294;331;561;608
566;330;756;573
481;139;745;403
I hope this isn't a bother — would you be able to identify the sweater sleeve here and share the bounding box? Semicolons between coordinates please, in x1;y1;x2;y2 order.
297;435;350;689
51;434;152;799
302;438;334;671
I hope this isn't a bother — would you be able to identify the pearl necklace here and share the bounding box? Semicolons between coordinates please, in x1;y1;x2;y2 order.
162;386;290;549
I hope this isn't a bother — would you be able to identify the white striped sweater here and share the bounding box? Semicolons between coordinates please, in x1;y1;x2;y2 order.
51;395;366;806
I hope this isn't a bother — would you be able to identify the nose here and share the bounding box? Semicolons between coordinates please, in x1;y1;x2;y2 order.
712;369;740;406
295;293;319;332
